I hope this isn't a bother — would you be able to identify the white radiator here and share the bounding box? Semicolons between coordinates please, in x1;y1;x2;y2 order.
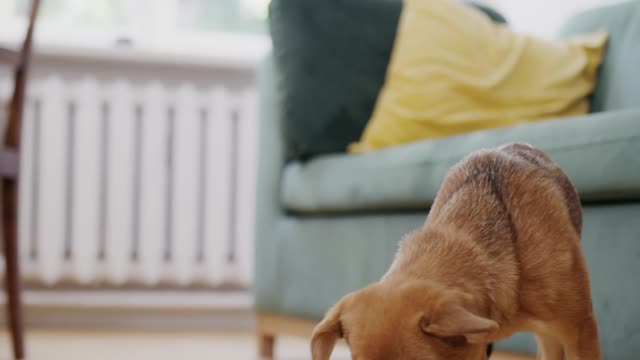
1;75;257;288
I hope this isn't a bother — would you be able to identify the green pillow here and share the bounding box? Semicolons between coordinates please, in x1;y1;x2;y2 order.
269;0;506;159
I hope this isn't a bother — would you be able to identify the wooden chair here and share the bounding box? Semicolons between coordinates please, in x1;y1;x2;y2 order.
1;1;40;358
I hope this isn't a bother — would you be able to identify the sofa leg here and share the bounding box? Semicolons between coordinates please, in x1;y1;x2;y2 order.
258;333;275;359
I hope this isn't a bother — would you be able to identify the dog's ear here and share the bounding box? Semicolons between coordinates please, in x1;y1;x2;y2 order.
311;301;344;360
421;303;498;343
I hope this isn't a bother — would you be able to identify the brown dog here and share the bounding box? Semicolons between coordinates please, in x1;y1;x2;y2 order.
311;143;600;360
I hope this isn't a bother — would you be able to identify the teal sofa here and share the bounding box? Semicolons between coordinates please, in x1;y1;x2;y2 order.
254;2;640;358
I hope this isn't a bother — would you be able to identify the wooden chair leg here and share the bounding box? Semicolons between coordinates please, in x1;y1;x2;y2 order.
258;333;275;359
2;180;25;359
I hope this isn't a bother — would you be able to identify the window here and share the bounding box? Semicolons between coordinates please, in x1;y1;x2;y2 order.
178;0;269;33
488;0;626;38
0;0;270;56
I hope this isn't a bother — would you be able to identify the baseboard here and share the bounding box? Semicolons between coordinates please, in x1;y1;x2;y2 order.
0;289;255;331
3;289;253;309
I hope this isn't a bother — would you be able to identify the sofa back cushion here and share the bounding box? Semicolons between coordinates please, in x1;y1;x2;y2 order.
268;0;506;159
558;1;640;112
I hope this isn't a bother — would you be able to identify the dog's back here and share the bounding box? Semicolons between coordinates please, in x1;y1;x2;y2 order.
498;143;581;236
427;142;581;237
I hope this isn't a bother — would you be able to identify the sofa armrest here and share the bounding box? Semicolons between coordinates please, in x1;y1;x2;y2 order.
254;52;287;293
255;51;287;229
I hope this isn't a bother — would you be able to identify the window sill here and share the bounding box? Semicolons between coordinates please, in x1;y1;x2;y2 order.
0;31;272;70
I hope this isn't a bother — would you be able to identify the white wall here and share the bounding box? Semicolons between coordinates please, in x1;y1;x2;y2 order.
488;0;627;38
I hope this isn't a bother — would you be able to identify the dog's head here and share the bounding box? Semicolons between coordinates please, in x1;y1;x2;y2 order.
311;280;498;360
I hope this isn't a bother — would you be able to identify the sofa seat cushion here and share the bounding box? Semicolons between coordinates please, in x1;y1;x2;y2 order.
281;109;640;213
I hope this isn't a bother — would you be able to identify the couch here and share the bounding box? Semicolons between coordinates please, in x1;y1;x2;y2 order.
254;2;640;358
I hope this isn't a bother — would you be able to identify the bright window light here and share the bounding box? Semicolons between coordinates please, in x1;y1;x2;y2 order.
488;0;627;38
1;0;271;54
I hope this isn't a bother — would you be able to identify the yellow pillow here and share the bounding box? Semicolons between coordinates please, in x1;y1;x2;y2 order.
349;0;608;153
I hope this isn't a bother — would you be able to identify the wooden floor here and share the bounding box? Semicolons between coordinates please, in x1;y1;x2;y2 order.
0;329;533;360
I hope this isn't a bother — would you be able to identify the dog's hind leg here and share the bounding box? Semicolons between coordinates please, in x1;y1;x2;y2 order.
561;315;601;360
534;333;564;360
